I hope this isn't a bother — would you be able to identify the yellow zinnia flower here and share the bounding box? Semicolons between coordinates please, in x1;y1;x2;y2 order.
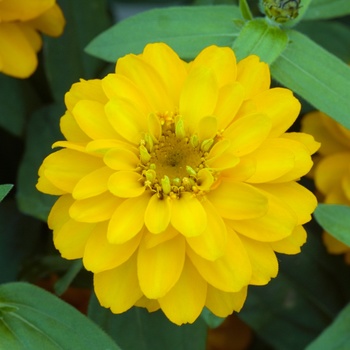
0;0;65;78
37;43;319;325
302;111;350;263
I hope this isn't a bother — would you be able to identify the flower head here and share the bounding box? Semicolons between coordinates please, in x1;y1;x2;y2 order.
37;43;319;325
0;0;65;78
302;111;350;263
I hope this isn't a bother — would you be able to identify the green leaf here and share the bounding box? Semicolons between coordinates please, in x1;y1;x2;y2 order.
0;75;39;136
86;5;242;62
239;0;253;20
307;302;350;350
232;18;288;64
17;104;63;221
44;0;112;102
54;260;83;296
0;200;41;283
296;20;350;63
271;30;350;130
240;223;350;349
0;282;120;350
314;204;350;247
200;308;225;328
0;184;13;202
88;293;208;350
304;0;350;20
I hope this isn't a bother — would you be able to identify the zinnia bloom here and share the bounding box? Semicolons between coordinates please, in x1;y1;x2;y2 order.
37;43;319;325
302;111;350;263
0;0;65;78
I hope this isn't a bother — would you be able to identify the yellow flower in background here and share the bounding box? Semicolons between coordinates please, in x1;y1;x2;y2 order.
0;0;65;78
37;43;319;325
302;111;350;263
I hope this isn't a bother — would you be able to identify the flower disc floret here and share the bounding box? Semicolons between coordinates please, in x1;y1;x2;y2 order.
37;43;319;325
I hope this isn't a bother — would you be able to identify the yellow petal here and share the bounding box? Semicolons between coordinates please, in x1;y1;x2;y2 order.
18;23;42;52
142;226;178;249
102;73;152;113
315;153;350;195
170;192;207;237
186;200;227;261
222;156;256;182
65;79;108;112
138;234;186;298
207;139;241;170
282;132;320;155
191;45;237;88
116;53;173;112
214;82;245;130
227;187;297;242
0;23;37;78
270;139;314;183
158;259;207;325
301;111;349;156
256;182;317;225
323;232;349;254
108;194;150;244
144;194;171;234
0;0;54;21
108;170;145;198
69;192;123;223
243;138;296;183
239;235;278;285
83;222;142;273
42;149;103;193
224;113;272;156
48;194;73;231
236;55;270;99
73;100;119;139
252;88;300;137
206;285;247;317
27;4;65;37
197;116;218;141
86;139;137;155
142;43;187;106
179;66;218;133
36;168;66;195
270;225;307;254
94;252;143;313
207;179;268;220
135;296;160;312
105;99;147;144
103;147;140;171
60;110;91;143
187;228;252;292
72;166;114;200
54;219;95;260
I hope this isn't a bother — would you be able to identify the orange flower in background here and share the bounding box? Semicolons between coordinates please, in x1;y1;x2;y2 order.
37;43;319;325
302;111;350;263
0;0;65;78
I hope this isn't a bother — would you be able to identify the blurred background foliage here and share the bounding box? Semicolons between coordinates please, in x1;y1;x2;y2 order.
1;0;350;349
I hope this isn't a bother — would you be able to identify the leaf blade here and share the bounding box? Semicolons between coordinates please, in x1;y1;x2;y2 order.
271;30;350;130
86;5;242;62
0;282;121;350
314;204;350;247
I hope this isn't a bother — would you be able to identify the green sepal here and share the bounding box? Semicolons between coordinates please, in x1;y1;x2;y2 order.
232;18;288;64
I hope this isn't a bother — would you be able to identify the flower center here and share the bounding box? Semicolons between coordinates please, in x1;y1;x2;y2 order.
138;114;216;199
